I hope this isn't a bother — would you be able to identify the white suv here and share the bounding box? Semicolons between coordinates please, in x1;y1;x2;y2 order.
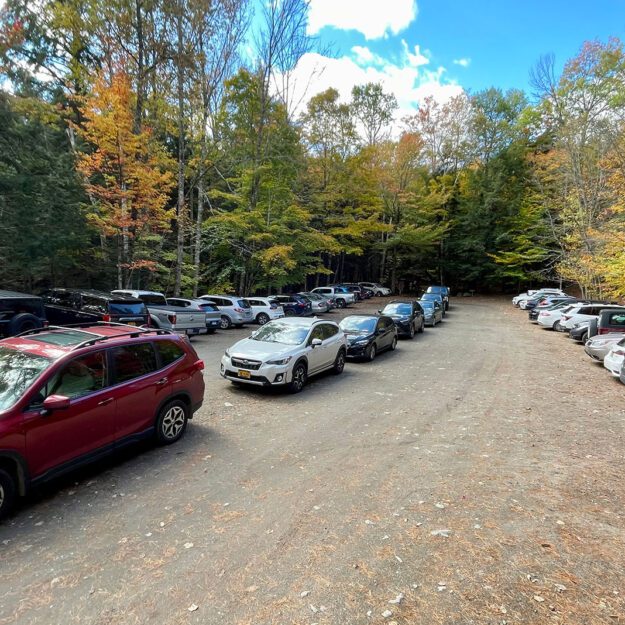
536;302;579;330
311;287;355;308
561;303;625;331
246;297;285;325
359;282;391;296
220;317;347;393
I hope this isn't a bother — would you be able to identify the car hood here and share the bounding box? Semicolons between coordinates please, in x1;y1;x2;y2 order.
343;331;374;343
229;338;298;360
386;314;410;321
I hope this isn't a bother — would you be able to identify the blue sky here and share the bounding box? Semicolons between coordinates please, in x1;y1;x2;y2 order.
283;0;625;118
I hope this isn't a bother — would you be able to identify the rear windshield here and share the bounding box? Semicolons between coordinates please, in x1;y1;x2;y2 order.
0;346;52;410
608;312;625;326
109;301;147;315
237;299;251;309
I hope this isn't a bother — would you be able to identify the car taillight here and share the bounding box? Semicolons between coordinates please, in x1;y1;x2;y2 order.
613;349;625;356
168;314;177;324
193;359;205;371
562;315;570;321
599;328;609;335
234;307;245;313
539;312;549;316
43;320;49;328
103;313;111;322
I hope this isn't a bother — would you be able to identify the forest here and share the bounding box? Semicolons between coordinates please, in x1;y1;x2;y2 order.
1;0;625;298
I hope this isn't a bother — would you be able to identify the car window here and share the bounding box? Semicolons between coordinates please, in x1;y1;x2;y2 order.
414;303;423;313
155;340;185;366
210;298;223;306
48;351;108;400
322;324;338;340
309;326;325;343
109;301;147;316
112;343;158;383
82;296;108;314
0;347;53;410
47;290;78;308
608;312;625;326
248;299;260;306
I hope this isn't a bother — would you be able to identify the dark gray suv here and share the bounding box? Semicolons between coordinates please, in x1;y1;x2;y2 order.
0;290;47;337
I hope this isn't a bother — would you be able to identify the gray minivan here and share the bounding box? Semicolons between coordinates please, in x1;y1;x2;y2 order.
200;295;253;329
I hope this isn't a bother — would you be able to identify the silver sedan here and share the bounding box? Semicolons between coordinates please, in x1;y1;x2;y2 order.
584;334;625;361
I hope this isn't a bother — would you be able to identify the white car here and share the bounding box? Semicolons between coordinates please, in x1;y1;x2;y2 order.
246;297;285;325
220;317;347;393
561;303;625;331
311;287;355;308
603;339;625;376
359;282;391;297
584;334;624;362
514;288;564;308
536;303;578;330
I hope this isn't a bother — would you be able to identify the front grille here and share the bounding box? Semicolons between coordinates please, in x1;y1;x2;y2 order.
231;357;261;370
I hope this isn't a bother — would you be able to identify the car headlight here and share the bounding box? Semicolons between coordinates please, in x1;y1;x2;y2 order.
267;356;292;365
353;337;370;345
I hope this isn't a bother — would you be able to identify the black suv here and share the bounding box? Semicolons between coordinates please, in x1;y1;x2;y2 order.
379;300;425;338
42;289;150;326
0;290;47;337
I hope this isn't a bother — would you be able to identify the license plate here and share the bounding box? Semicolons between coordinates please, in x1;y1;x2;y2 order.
238;370;251;379
189;328;200;334
126;321;137;326
210;321;219;326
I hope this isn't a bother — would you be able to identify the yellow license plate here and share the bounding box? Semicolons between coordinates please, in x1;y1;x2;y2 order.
238;370;251;379
127;321;137;326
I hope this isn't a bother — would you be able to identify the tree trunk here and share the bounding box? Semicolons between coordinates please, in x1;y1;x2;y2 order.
174;6;185;296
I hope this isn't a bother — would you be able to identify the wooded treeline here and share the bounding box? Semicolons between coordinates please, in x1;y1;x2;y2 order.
1;1;625;298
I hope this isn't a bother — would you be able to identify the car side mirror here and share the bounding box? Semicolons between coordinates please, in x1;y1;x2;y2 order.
311;338;322;348
377;309;382;314
42;395;70;412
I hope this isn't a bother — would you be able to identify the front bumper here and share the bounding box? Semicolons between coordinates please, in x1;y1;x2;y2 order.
584;344;609;361
346;341;371;357
220;355;291;386
393;321;413;336
603;353;622;376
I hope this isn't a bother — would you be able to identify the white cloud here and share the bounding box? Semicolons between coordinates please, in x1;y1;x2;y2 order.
286;47;463;131
307;0;418;40
351;45;386;67
401;40;430;67
453;57;471;68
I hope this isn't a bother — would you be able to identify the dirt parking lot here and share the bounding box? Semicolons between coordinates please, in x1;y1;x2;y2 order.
0;296;623;625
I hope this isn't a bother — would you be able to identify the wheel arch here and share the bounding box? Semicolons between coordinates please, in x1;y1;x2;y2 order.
154;392;192;423
0;451;30;496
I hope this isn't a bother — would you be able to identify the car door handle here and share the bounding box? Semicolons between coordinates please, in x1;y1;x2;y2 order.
98;397;114;406
155;377;169;386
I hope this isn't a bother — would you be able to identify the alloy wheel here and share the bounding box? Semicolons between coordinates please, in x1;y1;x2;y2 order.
220;316;231;329
161;406;186;440
368;343;377;361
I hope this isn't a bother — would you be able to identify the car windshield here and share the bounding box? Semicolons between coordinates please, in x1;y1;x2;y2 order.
421;293;440;301
383;303;412;315
251;322;309;345
339;317;376;333
109;301;147;315
0;346;52;411
419;301;434;309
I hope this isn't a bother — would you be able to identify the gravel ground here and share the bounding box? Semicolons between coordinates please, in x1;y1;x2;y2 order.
0;296;624;625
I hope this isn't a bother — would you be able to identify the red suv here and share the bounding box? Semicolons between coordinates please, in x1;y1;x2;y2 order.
0;323;205;519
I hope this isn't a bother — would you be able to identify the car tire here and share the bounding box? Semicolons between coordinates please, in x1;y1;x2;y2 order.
0;468;17;520
336;299;346;308
256;313;270;325
220;315;232;330
375;292;382;297
284;309;295;317
553;320;562;331
581;331;588;343
408;324;415;339
367;343;377;361
389;336;397;351
7;313;42;336
333;349;346;374
288;362;307;393
155;399;189;445
418;320;425;333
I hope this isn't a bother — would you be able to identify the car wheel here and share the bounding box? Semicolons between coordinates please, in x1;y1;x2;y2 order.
257;313;270;325
408;324;415;339
155;399;189;445
367;343;377;361
418;320;425;333
220;315;232;330
0;469;16;520
333;349;346;374
7;313;42;336
553;320;562;331
284;309;295;317
389;336;397;351
336;299;346;308
581;331;588;343
288;362;307;393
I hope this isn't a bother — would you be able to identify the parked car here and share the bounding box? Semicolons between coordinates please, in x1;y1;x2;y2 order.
244;297;285;325
299;291;335;312
514;288;564;307
0;323;205;519
336;284;365;301
584;334;624;362
0;290;47;337
536;303;581;330
220;317;346;393
524;294;575;310
311;286;355;308
43;289;149;328
528;299;578;323
379;300;425;338
426;286;450;310
358;282;392;297
339;314;397;361
419;299;443;326
165;297;221;334
420;292;445;316
199;295;254;329
603;338;625;377
270;294;313;317
560;303;625;332
112;290;206;336
588;308;625;337
569;320;592;342
297;292;330;314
